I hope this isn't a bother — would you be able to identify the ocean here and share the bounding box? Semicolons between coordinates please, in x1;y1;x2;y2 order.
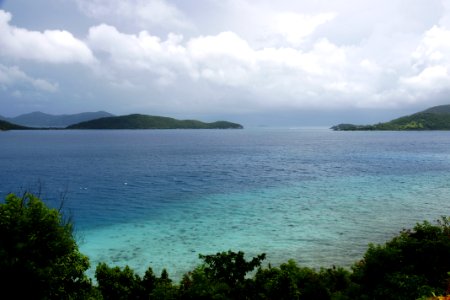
1;128;449;280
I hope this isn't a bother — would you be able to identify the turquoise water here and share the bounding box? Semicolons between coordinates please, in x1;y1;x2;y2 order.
1;128;449;279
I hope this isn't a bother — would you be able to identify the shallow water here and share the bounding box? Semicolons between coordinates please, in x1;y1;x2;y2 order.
1;128;449;280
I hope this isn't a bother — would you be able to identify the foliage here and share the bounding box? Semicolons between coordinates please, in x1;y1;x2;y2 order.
95;263;178;300
0;193;92;299
199;251;266;287
66;114;243;129
1;192;448;299
253;261;352;300
421;104;450;114
95;263;144;299
331;104;450;131
180;251;266;299
378;112;450;130
350;217;450;299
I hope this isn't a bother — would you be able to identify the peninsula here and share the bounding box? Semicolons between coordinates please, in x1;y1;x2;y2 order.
332;104;450;130
66;114;243;129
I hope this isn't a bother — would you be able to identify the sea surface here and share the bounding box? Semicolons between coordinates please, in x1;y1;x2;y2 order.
1;128;449;280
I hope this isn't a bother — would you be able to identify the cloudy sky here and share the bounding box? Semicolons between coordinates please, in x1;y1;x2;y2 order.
1;0;450;125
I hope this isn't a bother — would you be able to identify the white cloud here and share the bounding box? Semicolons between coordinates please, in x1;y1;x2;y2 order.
359;59;381;73
188;31;254;63
411;26;450;66
272;12;337;46
402;65;449;88
439;1;450;27
401;26;450;92
78;12;450;111
0;64;58;92
187;31;257;85
86;24;369;109
3;1;450;116
87;25;327;87
76;0;192;30
87;24;191;85
0;10;95;64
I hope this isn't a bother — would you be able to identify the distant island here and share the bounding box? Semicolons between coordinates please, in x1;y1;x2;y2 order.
332;104;450;130
0;111;113;128
0;120;31;131
0;112;243;130
67;114;243;129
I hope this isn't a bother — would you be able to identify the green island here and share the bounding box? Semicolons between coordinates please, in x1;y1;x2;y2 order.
1;193;448;299
332;104;450;131
67;114;243;130
0;113;243;130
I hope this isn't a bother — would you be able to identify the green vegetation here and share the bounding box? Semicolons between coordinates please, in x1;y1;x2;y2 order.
95;263;178;299
332;104;450;130
1;193;449;299
66;114;243;129
350;217;450;299
0;193;93;299
0;119;30;130
421;104;450;114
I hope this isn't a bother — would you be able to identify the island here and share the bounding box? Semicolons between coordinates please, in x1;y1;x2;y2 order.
0;111;113;128
66;114;243;129
0;120;31;131
332;104;450;130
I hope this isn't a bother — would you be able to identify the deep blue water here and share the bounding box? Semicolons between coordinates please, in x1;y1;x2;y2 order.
1;128;449;279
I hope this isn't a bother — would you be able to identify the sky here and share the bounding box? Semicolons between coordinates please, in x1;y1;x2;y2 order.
1;0;450;126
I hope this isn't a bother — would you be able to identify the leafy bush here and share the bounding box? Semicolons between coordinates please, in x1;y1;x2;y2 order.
0;193;92;299
95;263;144;299
253;261;352;300
1;192;448;300
351;217;450;299
96;263;178;300
180;251;265;299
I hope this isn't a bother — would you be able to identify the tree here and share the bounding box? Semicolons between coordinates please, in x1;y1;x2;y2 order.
199;250;266;288
95;263;144;299
0;193;92;299
253;260;343;300
95;263;178;300
180;251;266;299
351;217;450;299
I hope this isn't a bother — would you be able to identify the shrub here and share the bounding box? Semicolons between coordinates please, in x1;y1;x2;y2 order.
253;260;348;300
180;251;266;299
0;193;92;299
96;262;178;299
351;217;450;299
